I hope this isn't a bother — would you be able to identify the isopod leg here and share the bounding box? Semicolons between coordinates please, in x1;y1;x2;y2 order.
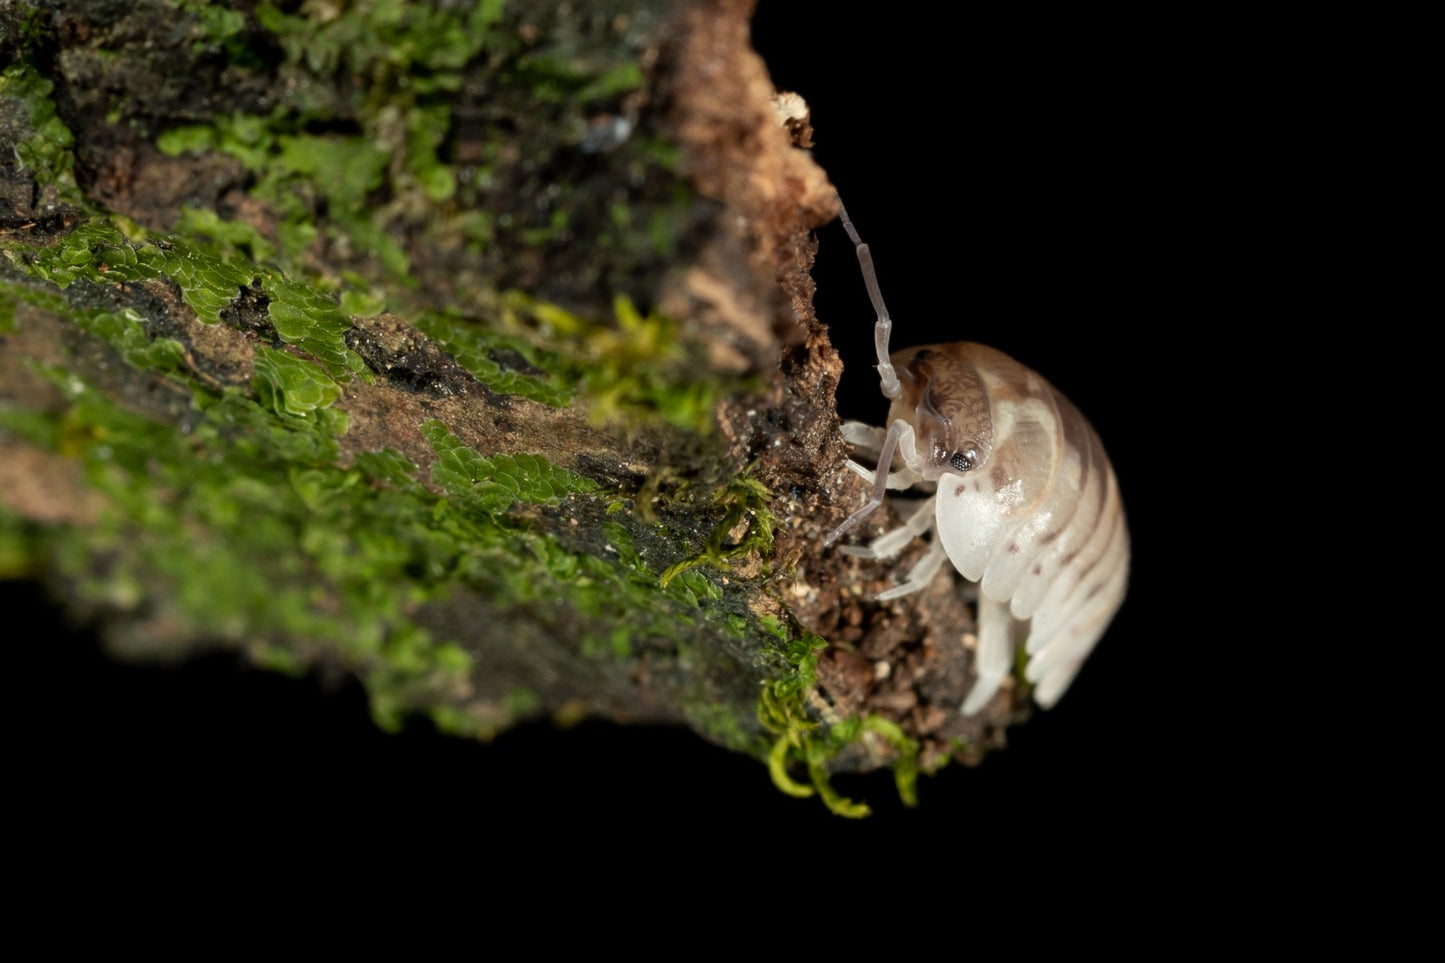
839;497;936;561
840;421;887;456
961;594;1014;716
845;459;917;492
875;532;949;600
842;421;919;493
824;419;909;546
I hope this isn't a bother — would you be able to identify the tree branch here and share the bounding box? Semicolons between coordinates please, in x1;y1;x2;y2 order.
1;0;1020;817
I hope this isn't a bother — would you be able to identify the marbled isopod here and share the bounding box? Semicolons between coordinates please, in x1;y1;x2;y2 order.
825;201;1130;716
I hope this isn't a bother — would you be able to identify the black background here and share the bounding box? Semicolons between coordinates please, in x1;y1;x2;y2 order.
13;5;1233;876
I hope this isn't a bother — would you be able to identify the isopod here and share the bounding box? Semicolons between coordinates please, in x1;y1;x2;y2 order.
825;199;1129;716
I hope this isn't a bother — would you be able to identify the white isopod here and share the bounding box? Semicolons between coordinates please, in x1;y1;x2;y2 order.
825;199;1130;716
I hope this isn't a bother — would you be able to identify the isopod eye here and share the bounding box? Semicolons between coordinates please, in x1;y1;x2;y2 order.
949;449;977;472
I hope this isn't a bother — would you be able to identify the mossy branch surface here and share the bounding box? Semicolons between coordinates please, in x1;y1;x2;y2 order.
0;0;976;815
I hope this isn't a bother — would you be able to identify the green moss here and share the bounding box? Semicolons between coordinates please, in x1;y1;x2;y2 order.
253;0;505;86
7;218;369;385
422;419;598;515
419;419;725;614
403;102;458;203
82;309;187;374
1;0;821;780
5;253;816;769
158;110;413;279
682;698;761;755
660;475;776;586
756;625;924;818
1013;641;1035;705
250;642;307;677
0;363;470;726
252;345;343;420
156;111;277;172
506;687;542;718
174;207;276;263
264;276;369;380
159;240;259;326
152;0;514;283
0;63;80;203
145;0;695;319
0;512;36;579
758;631;829;794
413;290;742;431
338;278;388;319
0;278;69;330
499;292;729;433
4;216;376;460
278;135;389;210
412;311;574;407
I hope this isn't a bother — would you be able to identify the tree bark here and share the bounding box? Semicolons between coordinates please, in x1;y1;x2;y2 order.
1;0;1018;816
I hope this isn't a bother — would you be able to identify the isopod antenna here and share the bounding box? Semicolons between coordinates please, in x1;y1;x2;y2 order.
836;199;902;401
